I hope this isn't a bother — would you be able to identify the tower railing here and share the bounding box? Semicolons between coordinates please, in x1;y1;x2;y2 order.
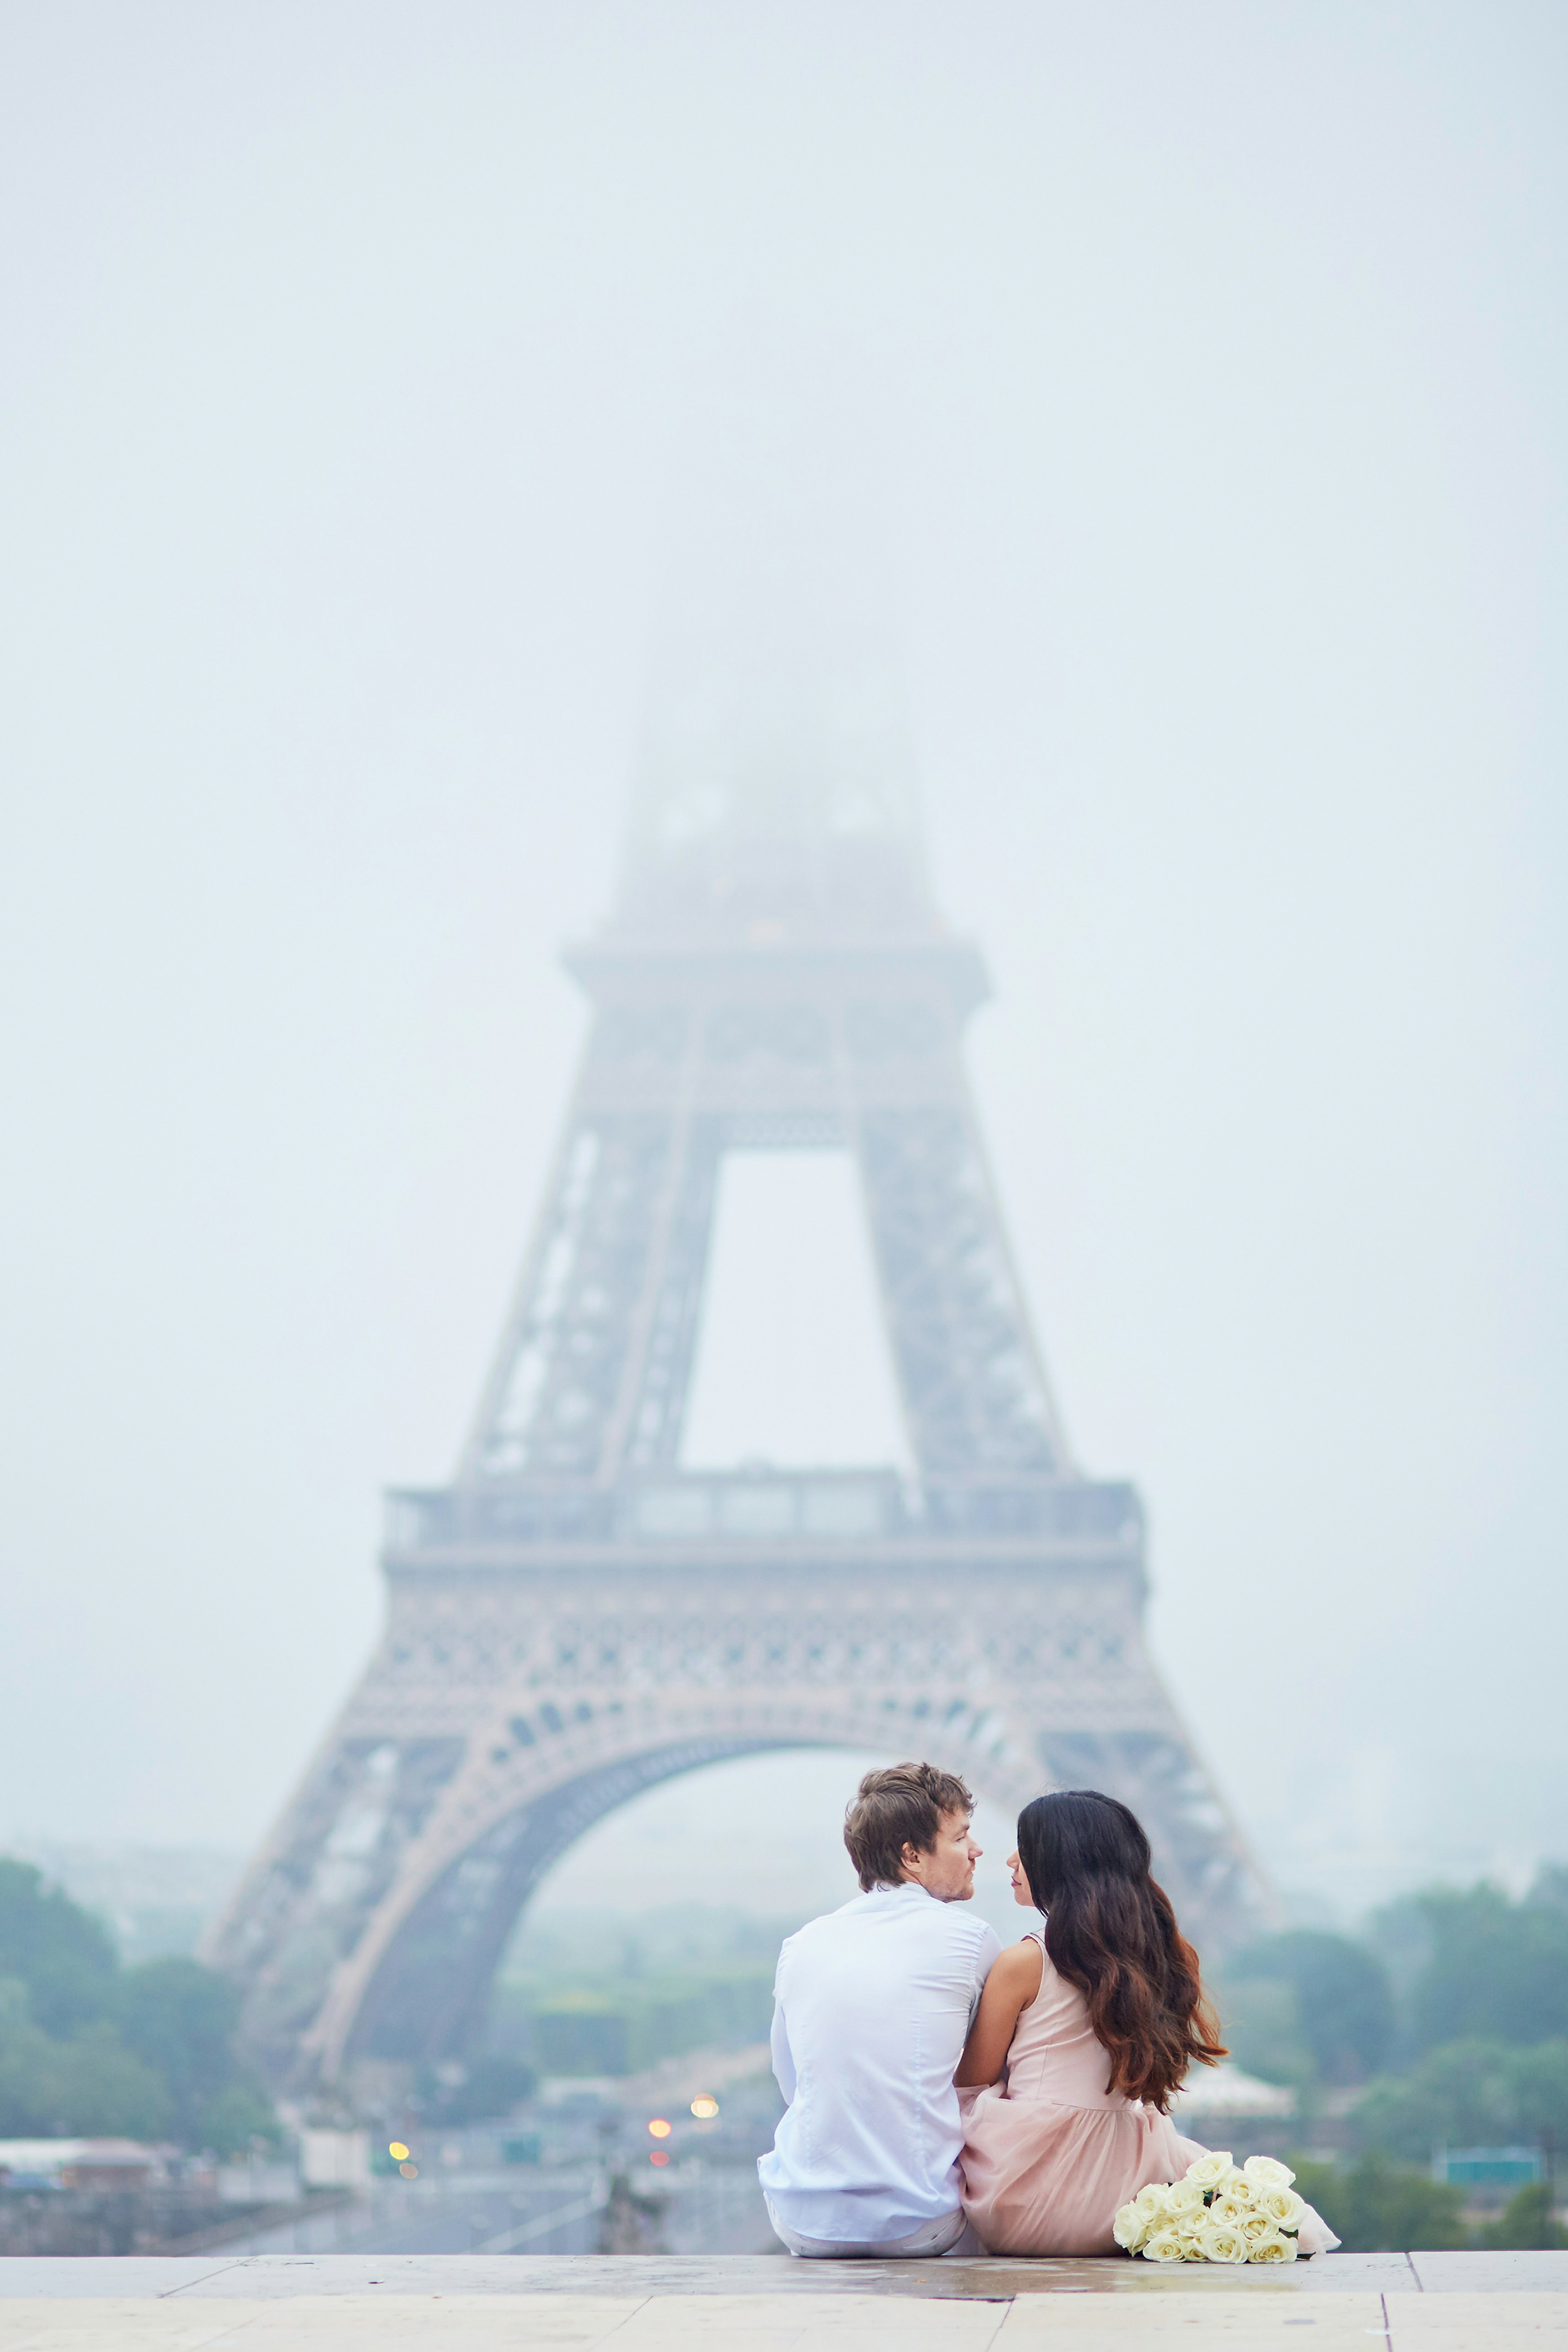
382;1472;1143;1553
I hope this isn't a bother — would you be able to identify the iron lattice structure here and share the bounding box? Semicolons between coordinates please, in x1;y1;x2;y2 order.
208;682;1268;2088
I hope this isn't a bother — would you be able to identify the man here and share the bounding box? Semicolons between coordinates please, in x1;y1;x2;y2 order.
757;1762;1000;2258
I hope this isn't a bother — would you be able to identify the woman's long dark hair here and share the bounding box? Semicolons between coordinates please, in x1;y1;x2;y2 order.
1016;1789;1226;2113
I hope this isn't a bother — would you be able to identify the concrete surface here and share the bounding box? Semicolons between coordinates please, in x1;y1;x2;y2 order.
0;2254;1564;2350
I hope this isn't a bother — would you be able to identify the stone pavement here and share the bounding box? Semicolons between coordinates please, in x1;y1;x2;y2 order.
0;2254;1564;2348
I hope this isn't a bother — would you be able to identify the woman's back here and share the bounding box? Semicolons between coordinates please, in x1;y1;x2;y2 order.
1000;1930;1127;2110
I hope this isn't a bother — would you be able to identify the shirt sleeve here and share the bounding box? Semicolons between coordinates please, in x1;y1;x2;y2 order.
969;1920;1004;2017
769;1993;797;2105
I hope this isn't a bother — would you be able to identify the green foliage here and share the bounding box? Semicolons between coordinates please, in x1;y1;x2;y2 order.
1354;2037;1568;2161
0;1982;172;2138
501;1966;776;2078
1369;1884;1568;2057
1221;1881;1568;2252
412;2054;537;2125
1213;1975;1315;2088
1291;2152;1469;2252
115;1958;244;2145
1478;2183;1568;2250
44;2023;176;2140
1528;1866;1568;1914
0;1858;275;2151
192;2078;283;2158
0;1861;118;2035
1222;1931;1393;2085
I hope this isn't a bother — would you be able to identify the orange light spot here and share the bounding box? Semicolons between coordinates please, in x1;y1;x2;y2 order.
647;2117;672;2138
399;2161;419;2178
388;2143;410;2161
649;2150;670;2167
690;2095;719;2120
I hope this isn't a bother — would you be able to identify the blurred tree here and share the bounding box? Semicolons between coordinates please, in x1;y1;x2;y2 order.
412;2054;537;2126
0;1980;171;2138
116;1957;281;2152
1370;1885;1568;2056
116;1959;238;2139
193;2078;282;2157
1479;2183;1568;2249
47;2023;174;2139
0;1856;276;2151
1354;2036;1568;2160
0;1861;118;2034
0;1976;60;2132
1221;1931;1394;2084
1527;1865;1568;1916
1212;1975;1315;2088
1291;2152;1468;2252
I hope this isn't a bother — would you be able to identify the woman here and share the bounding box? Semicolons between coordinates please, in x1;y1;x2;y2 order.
956;1789;1339;2257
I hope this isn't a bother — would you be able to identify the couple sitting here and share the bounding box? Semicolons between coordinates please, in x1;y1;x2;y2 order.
757;1762;1339;2259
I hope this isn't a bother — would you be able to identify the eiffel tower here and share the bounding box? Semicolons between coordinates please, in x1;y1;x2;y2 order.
208;671;1269;2090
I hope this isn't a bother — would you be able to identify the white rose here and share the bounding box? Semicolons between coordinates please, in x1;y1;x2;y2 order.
1256;2185;1305;2230
1247;2229;1298;2263
1243;2155;1296;2192
1207;2193;1247;2226
1133;2181;1171;2218
1185;2150;1234;2190
1113;2203;1148;2252
1143;2230;1187;2263
1163;2177;1207;2216
1237;2207;1276;2242
1224;2175;1257;2205
1198;2222;1250;2264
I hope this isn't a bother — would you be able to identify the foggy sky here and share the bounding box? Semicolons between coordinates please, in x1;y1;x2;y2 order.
1;2;1564;1921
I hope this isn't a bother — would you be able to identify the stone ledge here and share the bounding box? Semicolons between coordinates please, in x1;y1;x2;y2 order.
0;2252;1565;2298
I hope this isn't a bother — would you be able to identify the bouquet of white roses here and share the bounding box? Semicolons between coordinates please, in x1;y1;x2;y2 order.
1113;2153;1307;2263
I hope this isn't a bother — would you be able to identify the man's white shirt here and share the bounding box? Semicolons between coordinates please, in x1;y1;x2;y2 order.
757;1882;1001;2245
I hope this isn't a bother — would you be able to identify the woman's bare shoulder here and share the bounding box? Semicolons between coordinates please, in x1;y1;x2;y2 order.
986;1936;1045;1998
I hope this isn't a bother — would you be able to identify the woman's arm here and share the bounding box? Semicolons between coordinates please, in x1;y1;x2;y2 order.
954;1938;1044;2088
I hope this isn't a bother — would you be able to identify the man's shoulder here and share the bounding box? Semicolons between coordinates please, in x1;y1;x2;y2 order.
780;1891;998;1957
890;1897;1002;1989
878;1891;1001;1971
777;1894;866;1956
929;1902;1002;1963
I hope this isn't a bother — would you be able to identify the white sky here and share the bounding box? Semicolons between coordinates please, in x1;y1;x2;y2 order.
680;1152;913;1470
1;3;1564;1922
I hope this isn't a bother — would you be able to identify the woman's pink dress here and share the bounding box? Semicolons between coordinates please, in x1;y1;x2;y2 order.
960;1931;1338;2258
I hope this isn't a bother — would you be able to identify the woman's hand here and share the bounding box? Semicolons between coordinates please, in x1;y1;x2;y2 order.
954;1937;1044;2088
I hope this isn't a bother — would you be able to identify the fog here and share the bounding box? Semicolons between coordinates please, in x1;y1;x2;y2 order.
1;3;1563;1927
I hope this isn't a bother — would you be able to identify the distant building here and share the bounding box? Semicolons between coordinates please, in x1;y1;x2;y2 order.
0;2139;163;2192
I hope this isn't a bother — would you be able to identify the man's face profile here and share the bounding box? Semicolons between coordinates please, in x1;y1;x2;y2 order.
900;1808;980;1902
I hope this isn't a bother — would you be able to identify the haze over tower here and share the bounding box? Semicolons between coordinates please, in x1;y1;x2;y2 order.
207;660;1267;2091
618;656;930;945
